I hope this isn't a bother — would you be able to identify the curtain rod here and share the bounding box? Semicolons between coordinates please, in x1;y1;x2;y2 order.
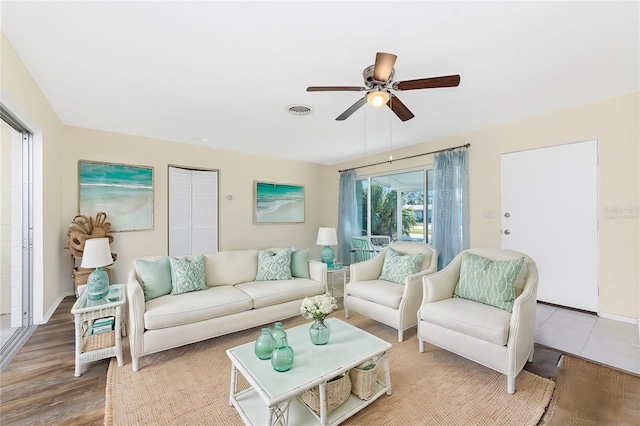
338;143;470;173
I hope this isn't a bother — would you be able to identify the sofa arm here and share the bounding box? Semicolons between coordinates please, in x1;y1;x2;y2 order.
308;260;329;293
126;267;145;366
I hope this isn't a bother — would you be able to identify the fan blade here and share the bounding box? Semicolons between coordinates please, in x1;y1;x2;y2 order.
307;86;366;92
394;74;461;91
336;97;367;121
373;52;397;82
387;95;414;122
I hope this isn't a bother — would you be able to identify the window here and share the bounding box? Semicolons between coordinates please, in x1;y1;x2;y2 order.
356;168;433;245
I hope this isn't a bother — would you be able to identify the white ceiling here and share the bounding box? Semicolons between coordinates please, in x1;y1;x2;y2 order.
1;1;638;165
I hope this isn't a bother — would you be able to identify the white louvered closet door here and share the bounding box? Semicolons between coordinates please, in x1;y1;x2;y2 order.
168;167;218;257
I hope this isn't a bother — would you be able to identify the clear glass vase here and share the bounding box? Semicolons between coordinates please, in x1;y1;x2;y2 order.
254;328;275;360
309;318;330;345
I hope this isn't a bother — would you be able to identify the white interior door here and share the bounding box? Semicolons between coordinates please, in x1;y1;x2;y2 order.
501;141;598;312
169;167;219;257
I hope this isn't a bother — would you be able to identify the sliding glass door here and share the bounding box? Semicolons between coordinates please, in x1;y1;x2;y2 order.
356;168;433;246
0;116;33;367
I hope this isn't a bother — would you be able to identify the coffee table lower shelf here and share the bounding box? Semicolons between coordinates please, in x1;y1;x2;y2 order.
231;381;390;426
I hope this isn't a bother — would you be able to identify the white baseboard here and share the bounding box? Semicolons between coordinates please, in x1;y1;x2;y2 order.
598;311;638;325
40;293;74;324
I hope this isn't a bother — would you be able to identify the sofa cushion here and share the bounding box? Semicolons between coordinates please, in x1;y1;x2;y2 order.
144;286;253;330
291;248;310;278
136;257;172;301
235;278;325;309
204;250;258;286
379;247;424;284
169;255;208;295
255;249;293;281
419;298;512;346
454;252;524;312
346;279;404;309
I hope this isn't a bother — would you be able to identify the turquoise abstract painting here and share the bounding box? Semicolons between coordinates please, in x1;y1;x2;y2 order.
255;182;305;223
79;161;153;231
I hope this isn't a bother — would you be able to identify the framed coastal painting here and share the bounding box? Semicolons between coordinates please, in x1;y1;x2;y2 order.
254;181;305;224
78;160;154;232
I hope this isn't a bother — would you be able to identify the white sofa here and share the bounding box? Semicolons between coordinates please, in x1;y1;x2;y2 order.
344;242;438;342
417;248;538;394
126;249;327;371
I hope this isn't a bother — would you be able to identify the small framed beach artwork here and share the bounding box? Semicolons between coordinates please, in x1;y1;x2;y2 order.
254;181;305;224
78;160;154;232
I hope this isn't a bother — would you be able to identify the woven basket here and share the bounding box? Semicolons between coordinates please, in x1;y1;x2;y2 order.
81;330;115;352
349;357;382;400
299;372;351;415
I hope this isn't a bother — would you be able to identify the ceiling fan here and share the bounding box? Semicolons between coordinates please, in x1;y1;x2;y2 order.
307;52;460;122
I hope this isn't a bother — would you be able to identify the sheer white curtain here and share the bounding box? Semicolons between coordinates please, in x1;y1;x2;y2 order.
432;148;470;269
337;170;357;264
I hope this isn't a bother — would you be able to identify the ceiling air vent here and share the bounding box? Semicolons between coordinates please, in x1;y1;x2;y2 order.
286;105;314;116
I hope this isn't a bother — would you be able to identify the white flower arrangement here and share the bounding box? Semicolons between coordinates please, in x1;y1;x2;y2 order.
300;293;338;322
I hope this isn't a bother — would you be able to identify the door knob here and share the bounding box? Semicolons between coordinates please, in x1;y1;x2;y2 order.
504;212;511;218
504;229;511;235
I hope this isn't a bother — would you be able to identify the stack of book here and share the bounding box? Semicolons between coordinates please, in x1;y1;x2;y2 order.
89;317;115;335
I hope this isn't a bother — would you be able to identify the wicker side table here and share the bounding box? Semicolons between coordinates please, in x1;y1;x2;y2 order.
71;284;126;377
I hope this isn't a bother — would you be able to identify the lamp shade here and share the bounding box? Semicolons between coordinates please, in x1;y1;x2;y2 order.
81;238;113;268
316;227;338;246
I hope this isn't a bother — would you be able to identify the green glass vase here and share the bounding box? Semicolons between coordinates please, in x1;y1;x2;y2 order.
271;337;294;372
309;318;330;345
254;328;275;360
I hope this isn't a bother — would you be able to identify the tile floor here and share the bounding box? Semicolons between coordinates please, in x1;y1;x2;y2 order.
535;303;640;375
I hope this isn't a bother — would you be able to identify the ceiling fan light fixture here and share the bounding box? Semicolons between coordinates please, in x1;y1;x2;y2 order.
367;90;390;108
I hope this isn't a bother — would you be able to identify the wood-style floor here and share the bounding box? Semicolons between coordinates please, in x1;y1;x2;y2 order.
0;296;563;425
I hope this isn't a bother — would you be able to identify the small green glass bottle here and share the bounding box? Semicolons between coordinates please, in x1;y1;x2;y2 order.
254;328;276;360
271;335;294;372
272;322;287;345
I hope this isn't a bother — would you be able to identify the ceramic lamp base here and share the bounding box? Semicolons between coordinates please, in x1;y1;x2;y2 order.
320;246;335;268
87;267;109;300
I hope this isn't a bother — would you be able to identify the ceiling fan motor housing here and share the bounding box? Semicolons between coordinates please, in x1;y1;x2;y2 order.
363;64;395;87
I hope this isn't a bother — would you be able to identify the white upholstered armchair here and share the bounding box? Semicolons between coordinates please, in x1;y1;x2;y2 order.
417;248;538;394
344;242;437;342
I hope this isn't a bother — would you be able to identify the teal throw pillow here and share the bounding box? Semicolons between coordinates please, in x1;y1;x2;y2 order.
136;257;172;301
379;247;424;284
453;252;525;312
291;248;310;278
255;249;293;281
169;255;208;295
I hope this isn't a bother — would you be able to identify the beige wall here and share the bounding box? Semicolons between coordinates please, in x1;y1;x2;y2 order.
1;33;66;322
61;127;332;287
332;92;640;319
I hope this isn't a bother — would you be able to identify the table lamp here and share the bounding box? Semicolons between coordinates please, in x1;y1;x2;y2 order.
81;237;113;300
316;227;338;268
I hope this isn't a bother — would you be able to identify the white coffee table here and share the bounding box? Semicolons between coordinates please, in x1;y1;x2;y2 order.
227;317;392;426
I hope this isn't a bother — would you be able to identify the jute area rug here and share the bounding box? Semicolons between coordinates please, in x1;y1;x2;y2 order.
540;355;640;426
106;310;555;425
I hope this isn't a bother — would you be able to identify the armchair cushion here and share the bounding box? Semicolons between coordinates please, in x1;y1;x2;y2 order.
346;279;404;309
379;247;424;284
419;297;512;345
453;252;524;312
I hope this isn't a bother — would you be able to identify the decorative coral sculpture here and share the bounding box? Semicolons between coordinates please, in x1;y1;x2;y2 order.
67;212;115;258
